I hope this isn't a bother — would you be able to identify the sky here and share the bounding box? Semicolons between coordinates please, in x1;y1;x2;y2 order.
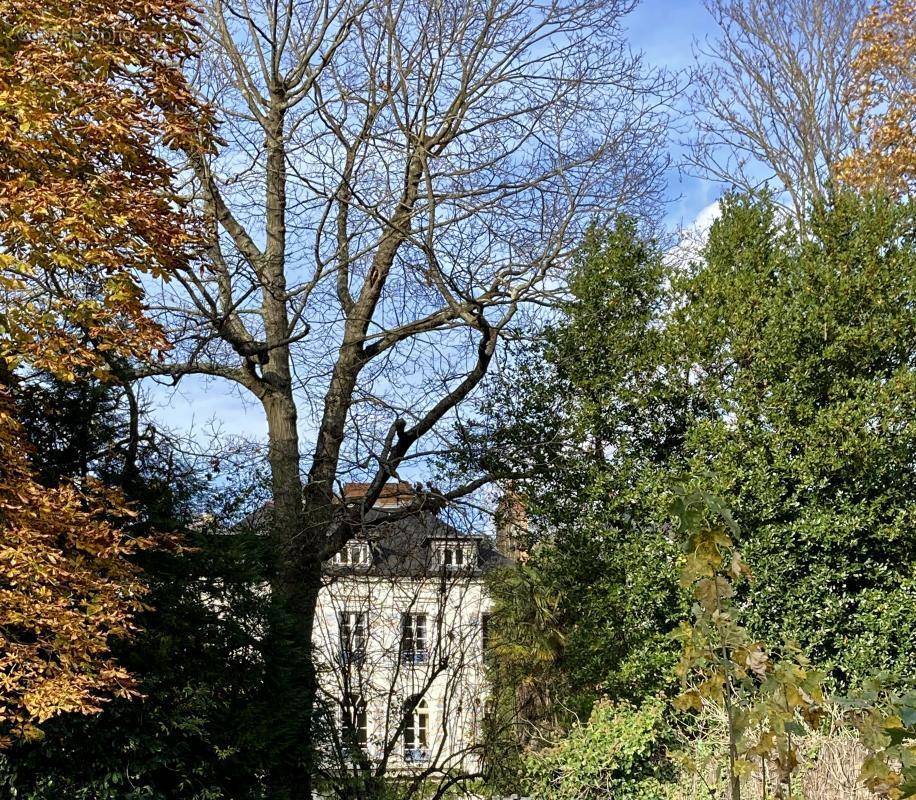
624;0;722;231
145;0;726;447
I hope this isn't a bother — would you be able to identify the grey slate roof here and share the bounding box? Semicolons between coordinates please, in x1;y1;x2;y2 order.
326;509;510;578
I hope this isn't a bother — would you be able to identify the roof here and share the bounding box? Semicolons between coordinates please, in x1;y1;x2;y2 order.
326;509;510;578
241;481;510;578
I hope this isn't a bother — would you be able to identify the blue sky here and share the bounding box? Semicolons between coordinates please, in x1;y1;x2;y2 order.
624;0;722;231
146;0;725;445
626;0;716;72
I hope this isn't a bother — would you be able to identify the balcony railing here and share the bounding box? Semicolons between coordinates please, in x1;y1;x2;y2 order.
404;747;429;764
400;648;428;666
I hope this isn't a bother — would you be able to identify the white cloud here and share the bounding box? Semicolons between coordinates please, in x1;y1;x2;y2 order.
692;200;721;233
665;199;721;269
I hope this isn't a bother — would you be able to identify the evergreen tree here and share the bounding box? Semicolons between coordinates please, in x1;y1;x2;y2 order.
675;191;916;685
479;193;916;736
0;380;268;799
473;217;690;718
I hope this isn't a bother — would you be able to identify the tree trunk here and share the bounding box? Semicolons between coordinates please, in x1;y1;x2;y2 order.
261;390;318;800
256;89;325;798
263;561;321;800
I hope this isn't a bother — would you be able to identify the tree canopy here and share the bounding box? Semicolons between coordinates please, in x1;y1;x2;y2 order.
839;0;916;195
0;0;211;741
480;191;916;730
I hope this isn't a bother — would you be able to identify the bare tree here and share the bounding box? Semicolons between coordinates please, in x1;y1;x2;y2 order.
134;0;671;794
687;0;869;223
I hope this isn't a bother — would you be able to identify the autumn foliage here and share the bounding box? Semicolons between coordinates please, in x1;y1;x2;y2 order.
0;398;150;744
0;0;211;377
839;0;916;196
0;0;210;741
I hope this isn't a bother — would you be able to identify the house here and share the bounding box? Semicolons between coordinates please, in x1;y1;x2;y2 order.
313;482;510;781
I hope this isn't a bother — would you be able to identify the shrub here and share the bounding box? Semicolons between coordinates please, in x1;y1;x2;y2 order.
524;696;675;800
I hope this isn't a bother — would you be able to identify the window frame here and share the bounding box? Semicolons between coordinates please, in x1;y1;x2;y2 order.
340;693;368;749
443;544;463;568
400;612;428;665
403;697;429;763
481;611;493;656
338;609;367;665
334;540;371;567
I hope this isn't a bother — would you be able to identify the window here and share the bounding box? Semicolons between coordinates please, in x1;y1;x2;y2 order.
341;694;368;748
481;612;493;655
403;697;429;763
442;544;464;569
334;540;371;567
339;610;366;664
400;613;428;665
437;540;476;570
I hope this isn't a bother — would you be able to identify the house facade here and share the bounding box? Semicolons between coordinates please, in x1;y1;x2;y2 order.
313;483;508;782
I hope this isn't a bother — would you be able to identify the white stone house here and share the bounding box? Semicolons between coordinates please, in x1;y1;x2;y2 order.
313;483;509;782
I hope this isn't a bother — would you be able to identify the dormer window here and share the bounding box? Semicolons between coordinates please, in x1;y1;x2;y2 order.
433;540;477;570
334;540;371;567
442;544;465;569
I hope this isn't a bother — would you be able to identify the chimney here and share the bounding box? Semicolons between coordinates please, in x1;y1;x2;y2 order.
342;481;415;509
494;483;528;562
